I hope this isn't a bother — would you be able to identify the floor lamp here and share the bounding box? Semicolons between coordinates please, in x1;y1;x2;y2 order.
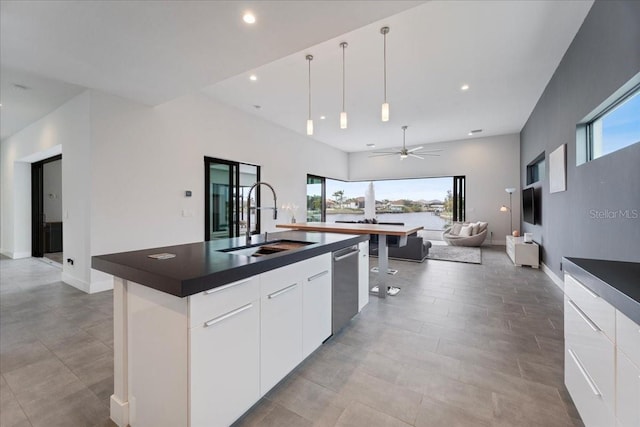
500;188;516;233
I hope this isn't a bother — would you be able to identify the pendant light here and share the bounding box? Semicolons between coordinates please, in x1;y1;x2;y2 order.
380;26;390;122
339;42;348;129
306;54;314;136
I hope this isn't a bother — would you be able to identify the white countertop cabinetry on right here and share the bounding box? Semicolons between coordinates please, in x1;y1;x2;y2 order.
564;273;640;427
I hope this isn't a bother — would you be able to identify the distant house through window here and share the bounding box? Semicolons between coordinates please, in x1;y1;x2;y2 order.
306;175;465;230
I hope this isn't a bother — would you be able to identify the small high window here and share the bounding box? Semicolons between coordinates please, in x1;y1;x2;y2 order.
578;76;640;165
526;152;545;185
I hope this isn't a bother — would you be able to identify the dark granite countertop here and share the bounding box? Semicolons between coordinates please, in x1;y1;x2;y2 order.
92;231;367;298
563;257;640;325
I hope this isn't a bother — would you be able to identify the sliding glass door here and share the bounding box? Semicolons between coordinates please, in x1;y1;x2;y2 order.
205;158;260;241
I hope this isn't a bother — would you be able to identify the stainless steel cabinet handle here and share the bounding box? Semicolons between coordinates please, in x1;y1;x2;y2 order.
204;279;252;295
568;348;602;397
204;303;253;327
268;283;298;299
307;270;329;282
568;300;601;332
573;278;598;298
334;249;359;262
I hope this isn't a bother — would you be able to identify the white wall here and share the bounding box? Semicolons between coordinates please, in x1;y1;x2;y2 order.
1;92;90;273
88;91;348;257
43;159;63;222
348;134;521;244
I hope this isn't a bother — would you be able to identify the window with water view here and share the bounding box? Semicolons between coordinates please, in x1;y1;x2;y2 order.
307;176;465;231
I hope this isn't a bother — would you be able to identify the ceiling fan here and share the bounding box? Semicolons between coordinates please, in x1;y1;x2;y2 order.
369;125;441;160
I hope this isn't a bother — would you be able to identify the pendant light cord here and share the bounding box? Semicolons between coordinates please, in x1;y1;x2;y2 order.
342;44;346;111
383;30;387;103
306;55;312;121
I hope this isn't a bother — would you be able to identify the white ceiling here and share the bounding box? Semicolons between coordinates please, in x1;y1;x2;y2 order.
0;0;421;140
204;0;594;152
0;67;85;140
0;1;593;150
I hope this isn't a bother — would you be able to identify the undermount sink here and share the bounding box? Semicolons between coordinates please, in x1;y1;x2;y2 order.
219;240;314;257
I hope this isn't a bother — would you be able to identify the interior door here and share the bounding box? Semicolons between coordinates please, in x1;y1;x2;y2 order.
31;154;63;257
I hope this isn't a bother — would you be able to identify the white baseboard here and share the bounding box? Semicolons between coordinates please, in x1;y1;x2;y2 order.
110;395;129;427
62;272;114;294
1;250;31;259
541;262;564;291
61;272;90;293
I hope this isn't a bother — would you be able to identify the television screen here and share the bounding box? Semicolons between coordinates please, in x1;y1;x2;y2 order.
523;187;535;224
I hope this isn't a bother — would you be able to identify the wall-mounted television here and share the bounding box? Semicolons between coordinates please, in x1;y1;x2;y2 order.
522;187;536;224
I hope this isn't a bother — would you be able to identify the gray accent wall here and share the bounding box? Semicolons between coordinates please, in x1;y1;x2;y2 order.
520;0;640;276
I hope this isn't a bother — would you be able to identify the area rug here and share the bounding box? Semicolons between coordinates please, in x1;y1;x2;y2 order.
427;245;482;264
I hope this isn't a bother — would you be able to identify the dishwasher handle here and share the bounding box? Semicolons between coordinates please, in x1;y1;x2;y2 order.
333;248;360;262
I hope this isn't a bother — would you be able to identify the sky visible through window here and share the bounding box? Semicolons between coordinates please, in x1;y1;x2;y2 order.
600;90;640;156
326;177;452;202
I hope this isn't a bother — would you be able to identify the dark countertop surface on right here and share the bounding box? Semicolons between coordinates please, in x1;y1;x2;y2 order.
563;257;640;325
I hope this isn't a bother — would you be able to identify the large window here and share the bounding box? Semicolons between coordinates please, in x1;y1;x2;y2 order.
578;80;640;164
307;175;465;230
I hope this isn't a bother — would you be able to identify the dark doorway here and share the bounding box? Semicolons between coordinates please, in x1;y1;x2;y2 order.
204;157;260;241
31;155;63;261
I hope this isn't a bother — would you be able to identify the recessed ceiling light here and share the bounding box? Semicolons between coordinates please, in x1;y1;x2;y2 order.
366;143;376;148
249;74;257;81
243;12;256;24
468;129;482;136
320;116;326;120
461;84;470;91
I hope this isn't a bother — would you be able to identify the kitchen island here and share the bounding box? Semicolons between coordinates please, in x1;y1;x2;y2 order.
92;230;368;427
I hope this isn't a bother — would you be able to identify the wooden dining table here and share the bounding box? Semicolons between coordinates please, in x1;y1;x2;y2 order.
275;222;423;298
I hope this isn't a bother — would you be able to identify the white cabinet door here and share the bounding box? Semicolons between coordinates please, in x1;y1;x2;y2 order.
302;255;332;359
358;241;370;311
616;351;640;427
190;298;260;427
260;268;303;395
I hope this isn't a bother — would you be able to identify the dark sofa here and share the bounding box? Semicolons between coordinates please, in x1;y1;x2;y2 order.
336;221;432;262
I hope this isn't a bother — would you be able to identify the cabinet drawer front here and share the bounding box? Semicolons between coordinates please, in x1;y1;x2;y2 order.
616;351;640;427
190;301;260;427
565;344;616;427
564;274;615;339
260;254;330;296
565;297;615;412
189;276;259;328
617;310;640;368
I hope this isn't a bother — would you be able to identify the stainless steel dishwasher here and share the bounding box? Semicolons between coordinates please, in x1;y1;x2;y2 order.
332;245;360;334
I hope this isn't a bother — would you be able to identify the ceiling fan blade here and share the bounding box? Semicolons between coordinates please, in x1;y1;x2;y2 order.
409;153;424;159
413;152;441;157
415;149;443;153
407;146;424;153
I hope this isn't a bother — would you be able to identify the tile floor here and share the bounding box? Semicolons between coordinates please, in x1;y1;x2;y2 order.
1;248;583;427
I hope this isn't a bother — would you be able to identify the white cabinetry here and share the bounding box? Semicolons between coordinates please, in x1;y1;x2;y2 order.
616;311;640;427
260;263;303;394
260;253;333;394
190;278;260;427
358;241;370;311
125;251;341;427
564;273;640;427
302;255;332;359
506;235;539;268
